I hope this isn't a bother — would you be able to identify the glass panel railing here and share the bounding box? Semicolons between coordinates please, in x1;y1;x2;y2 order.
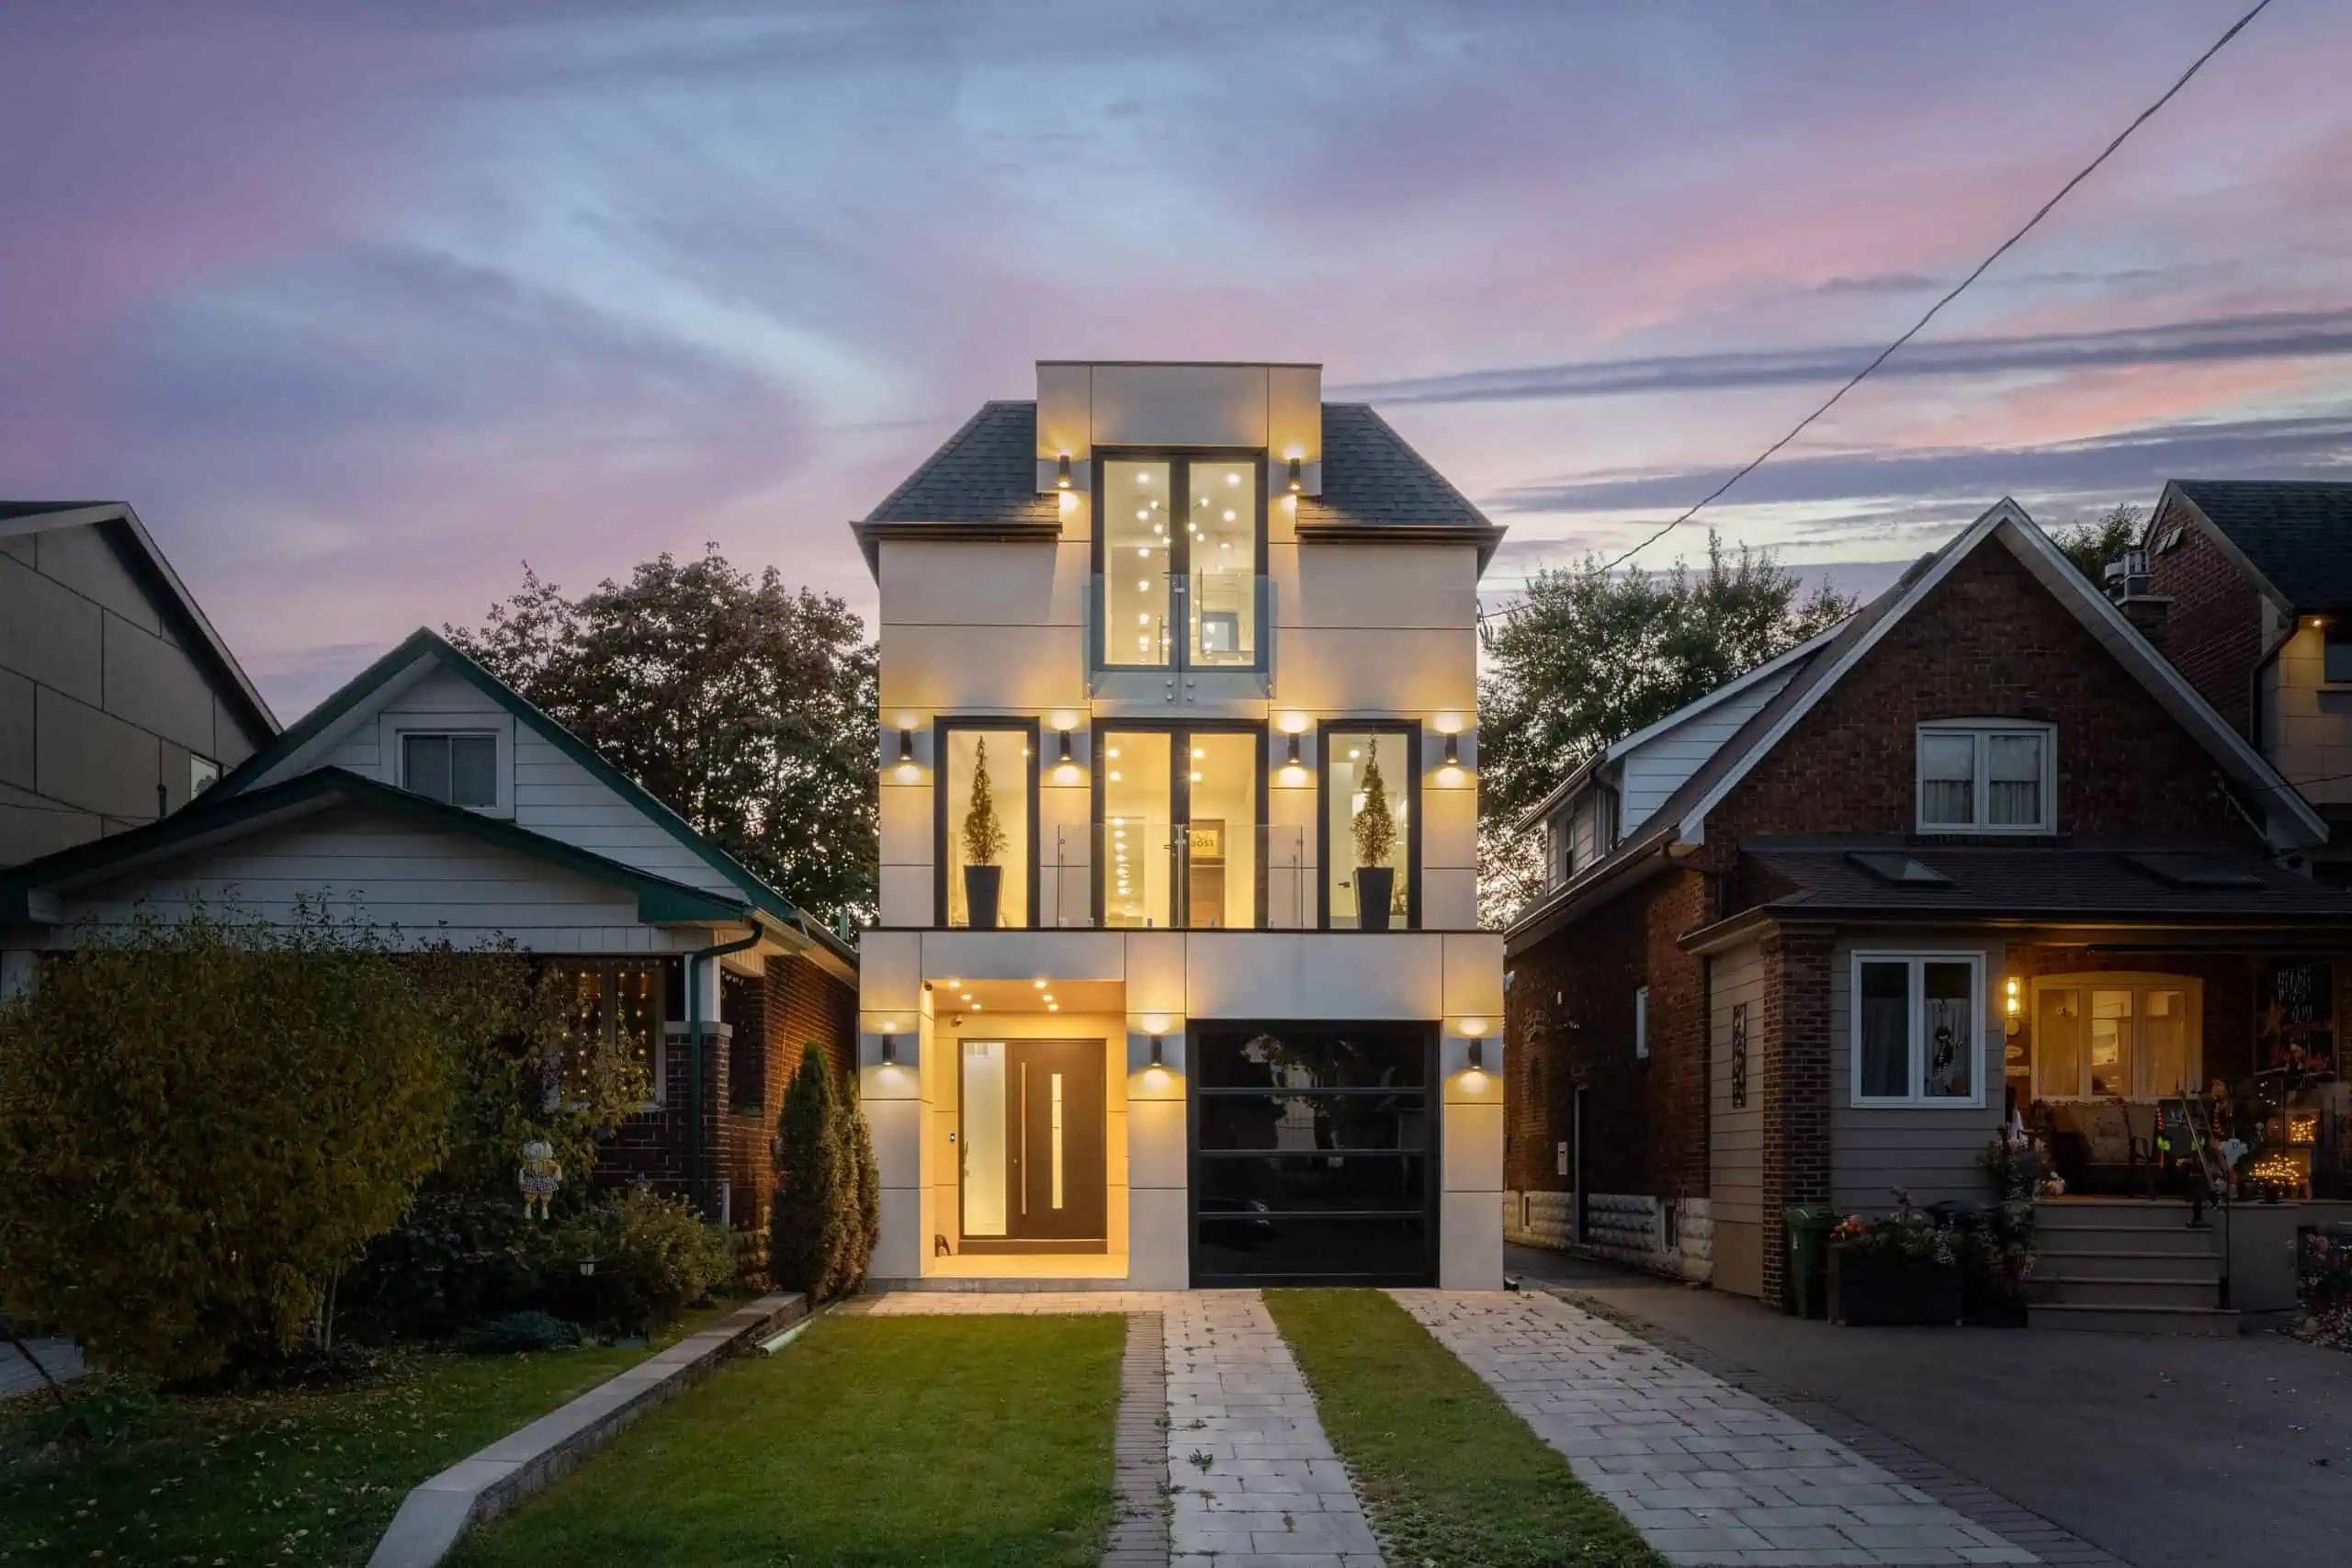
1040;823;1309;930
1091;573;1269;674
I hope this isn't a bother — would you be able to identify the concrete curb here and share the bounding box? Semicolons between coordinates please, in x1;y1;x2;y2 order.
367;1292;808;1568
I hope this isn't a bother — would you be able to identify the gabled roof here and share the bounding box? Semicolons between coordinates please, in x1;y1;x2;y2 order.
852;400;1503;570
0;766;749;927
1507;497;2330;949
210;627;854;965
2156;479;2352;611
1;501;277;745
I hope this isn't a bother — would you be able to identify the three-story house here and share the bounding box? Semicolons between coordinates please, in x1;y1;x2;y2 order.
851;360;1506;1289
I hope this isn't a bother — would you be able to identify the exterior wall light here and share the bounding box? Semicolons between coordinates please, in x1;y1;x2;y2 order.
1053;728;1080;784
1149;1032;1165;1068
1286;457;1303;492
878;1025;899;1066
2004;976;2022;1036
1057;452;1073;489
1466;1039;1485;1072
1279;730;1306;785
894;726;919;783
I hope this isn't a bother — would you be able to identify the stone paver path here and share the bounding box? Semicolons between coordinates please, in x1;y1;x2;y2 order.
0;1337;85;1401
1164;1292;1381;1568
1394;1290;2034;1568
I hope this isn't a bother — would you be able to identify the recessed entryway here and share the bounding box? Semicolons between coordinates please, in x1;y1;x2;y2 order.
958;1037;1107;1252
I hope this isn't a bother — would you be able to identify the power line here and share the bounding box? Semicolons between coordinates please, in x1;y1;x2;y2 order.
1575;0;2277;582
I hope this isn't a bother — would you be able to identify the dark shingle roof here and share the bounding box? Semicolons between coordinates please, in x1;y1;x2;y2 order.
859;400;1495;543
1743;840;2352;920
2169;480;2352;608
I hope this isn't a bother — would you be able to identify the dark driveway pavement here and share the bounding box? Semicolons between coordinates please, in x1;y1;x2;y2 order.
1507;1245;2352;1568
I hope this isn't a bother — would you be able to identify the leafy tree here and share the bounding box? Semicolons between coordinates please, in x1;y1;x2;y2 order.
1477;532;1855;924
770;1051;852;1300
447;547;879;927
2048;502;2144;586
0;909;460;1379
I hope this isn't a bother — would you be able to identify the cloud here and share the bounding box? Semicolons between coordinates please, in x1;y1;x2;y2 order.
1333;309;2352;406
1485;412;2352;520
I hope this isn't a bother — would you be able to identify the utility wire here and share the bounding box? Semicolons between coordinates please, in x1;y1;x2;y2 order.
1573;0;2277;584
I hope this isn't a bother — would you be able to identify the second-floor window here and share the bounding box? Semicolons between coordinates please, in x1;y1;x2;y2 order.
1096;725;1261;929
938;722;1035;929
1322;724;1418;930
1916;721;2052;833
1095;452;1264;672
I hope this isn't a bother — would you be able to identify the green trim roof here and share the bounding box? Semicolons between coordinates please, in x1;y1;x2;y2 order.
1;767;752;927
207;627;854;964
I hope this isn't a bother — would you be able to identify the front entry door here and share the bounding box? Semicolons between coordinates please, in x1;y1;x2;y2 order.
962;1038;1106;1247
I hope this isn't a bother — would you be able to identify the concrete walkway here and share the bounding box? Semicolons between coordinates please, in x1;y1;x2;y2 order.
1396;1289;2032;1566
0;1337;84;1401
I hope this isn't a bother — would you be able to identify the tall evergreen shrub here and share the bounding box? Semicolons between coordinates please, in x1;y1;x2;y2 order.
770;1051;851;1298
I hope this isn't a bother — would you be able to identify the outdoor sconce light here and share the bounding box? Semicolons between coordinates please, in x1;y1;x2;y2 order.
1286;457;1303;492
2004;976;2022;1036
893;726;918;783
1279;729;1306;785
1443;732;1461;768
1467;1039;1485;1072
878;1024;899;1066
1148;1032;1165;1068
1057;452;1073;489
1053;728;1079;783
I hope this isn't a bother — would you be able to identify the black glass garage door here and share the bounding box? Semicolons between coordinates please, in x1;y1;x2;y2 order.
1189;1021;1437;1285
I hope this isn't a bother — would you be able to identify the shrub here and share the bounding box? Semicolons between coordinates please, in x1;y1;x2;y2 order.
842;1091;881;1296
771;1052;853;1299
593;1186;735;1331
476;1310;582;1353
0;908;459;1381
343;1189;551;1340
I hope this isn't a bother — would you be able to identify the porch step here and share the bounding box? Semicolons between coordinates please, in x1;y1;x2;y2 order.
2030;1222;2220;1256
2034;1275;2222;1309
2033;1248;2222;1282
2033;1200;2199;1227
2029;1302;2241;1336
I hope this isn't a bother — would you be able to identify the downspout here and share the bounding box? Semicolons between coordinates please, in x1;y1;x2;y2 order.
686;920;763;1219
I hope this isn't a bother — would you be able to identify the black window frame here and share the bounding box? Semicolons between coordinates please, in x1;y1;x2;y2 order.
1187;1019;1440;1287
1090;447;1270;675
1315;719;1423;931
2324;623;2352;686
933;716;1043;930
401;730;498;808
1090;719;1269;931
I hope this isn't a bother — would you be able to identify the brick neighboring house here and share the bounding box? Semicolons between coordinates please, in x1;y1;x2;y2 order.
1502;499;2350;1314
0;627;857;1244
2135;480;2352;884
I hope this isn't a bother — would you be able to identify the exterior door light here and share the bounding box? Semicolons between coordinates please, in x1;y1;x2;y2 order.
1057;453;1072;489
1286;457;1303;492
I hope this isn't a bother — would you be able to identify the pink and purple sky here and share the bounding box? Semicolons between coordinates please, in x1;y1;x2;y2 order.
6;1;2349;719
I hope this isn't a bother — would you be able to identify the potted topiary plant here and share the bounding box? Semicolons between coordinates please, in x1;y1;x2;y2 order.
1352;748;1396;932
961;738;1007;929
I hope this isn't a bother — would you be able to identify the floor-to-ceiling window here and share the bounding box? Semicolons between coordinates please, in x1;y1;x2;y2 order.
1094;453;1264;672
1320;724;1419;930
936;720;1035;928
1190;1021;1436;1284
1096;724;1261;928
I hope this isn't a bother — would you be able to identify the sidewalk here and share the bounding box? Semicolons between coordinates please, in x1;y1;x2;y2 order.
0;1338;84;1402
1509;1245;2352;1568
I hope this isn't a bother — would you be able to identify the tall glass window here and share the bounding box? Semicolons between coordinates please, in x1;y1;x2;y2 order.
940;725;1031;928
1099;727;1260;929
1096;454;1261;671
1323;728;1415;930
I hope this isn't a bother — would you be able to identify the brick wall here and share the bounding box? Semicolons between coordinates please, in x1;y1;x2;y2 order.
1504;865;1716;1204
1758;923;1832;1308
1713;541;2262;849
2146;508;2264;741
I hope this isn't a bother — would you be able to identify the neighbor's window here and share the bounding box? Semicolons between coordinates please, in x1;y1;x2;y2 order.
1634;986;1650;1060
402;732;497;807
1917;722;2052;833
190;754;220;797
1323;727;1414;930
939;724;1032;928
1095;453;1261;671
1852;952;1982;1106
2324;625;2352;684
552;958;664;1106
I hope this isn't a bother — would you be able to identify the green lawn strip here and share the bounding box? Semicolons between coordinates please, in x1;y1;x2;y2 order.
0;1299;745;1568
455;1312;1127;1568
1265;1289;1663;1568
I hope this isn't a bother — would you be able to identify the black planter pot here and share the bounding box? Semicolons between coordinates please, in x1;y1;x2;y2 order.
1830;1245;1962;1326
962;864;1003;930
1356;865;1396;931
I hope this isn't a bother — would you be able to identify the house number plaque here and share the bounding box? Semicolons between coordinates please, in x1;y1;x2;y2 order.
1730;1002;1748;1109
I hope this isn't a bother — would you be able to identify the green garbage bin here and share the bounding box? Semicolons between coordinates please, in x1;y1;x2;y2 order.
1785;1207;1834;1319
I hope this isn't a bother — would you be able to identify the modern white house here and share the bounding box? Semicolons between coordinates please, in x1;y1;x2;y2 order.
852;360;1507;1290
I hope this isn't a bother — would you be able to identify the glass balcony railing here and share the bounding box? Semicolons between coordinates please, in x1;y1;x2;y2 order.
1089;572;1272;675
1041;823;1310;930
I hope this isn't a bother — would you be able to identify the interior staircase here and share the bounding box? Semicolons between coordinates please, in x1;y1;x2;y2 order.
2027;1199;2237;1334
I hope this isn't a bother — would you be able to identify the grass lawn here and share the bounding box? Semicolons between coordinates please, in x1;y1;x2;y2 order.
1266;1289;1663;1568
0;1303;742;1568
455;1312;1127;1568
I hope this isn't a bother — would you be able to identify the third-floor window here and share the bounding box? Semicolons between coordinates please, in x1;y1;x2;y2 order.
1095;451;1265;672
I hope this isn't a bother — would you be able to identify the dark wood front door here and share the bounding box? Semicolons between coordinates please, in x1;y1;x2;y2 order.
1007;1039;1106;1242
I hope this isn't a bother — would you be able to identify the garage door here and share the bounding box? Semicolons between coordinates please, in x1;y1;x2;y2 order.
1189;1020;1437;1286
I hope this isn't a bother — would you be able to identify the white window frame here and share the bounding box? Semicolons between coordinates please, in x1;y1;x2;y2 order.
382;711;514;817
1849;949;1987;1109
1634;985;1649;1061
1914;720;2054;834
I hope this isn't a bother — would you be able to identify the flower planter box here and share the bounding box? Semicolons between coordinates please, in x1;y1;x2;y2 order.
1829;1244;1962;1326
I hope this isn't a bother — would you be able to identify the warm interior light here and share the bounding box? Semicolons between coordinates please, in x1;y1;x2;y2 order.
1033;977;1047;989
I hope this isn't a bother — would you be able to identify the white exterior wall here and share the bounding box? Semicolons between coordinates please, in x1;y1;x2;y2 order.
1615;667;1794;833
2262;617;2352;809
